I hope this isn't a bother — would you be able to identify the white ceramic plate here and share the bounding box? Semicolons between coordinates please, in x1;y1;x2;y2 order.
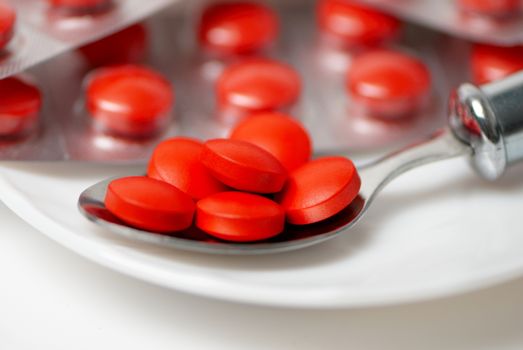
1;160;523;308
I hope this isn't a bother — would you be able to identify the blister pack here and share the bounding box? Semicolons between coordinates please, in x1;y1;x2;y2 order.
355;0;523;46
0;0;175;79
0;0;473;163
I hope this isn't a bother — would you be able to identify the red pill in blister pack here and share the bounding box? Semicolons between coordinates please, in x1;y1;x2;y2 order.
471;43;523;84
0;0;449;163
147;137;228;200
347;49;432;119
457;0;520;17
105;176;195;233
196;191;285;242
0;2;15;51
353;0;523;46
198;2;279;56
318;0;401;47
85;65;174;138
216;58;301;121
0;76;42;138
78;23;148;68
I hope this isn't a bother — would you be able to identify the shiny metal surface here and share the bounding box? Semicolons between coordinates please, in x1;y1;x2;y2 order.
449;71;523;180
481;71;523;166
78;129;469;255
449;83;506;180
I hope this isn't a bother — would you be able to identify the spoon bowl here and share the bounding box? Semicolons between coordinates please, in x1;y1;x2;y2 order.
78;129;468;254
79;177;365;254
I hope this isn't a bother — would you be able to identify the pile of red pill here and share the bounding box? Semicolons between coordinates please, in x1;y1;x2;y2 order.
105;112;361;242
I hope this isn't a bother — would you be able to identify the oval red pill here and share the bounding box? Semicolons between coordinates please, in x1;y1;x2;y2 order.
201;138;287;193
196;191;284;242
0;2;15;50
317;0;401;47
0;76;42;138
148;137;228;200
86;65;174;138
217;58;301;118
230;112;312;172
347;49;431;119
471;43;523;85
105;176;195;233
277;157;361;225
79;23;148;68
458;0;519;16
198;2;279;55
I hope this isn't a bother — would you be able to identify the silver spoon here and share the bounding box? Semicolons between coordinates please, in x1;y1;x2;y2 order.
78;72;523;255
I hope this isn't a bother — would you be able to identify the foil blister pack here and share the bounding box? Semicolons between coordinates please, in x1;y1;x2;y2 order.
0;0;174;79
0;0;471;163
355;0;523;46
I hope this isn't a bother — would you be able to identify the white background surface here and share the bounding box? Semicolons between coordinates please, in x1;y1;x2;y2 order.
2;201;523;350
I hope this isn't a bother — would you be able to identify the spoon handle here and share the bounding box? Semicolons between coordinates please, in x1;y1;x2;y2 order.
359;129;469;204
450;71;523;180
